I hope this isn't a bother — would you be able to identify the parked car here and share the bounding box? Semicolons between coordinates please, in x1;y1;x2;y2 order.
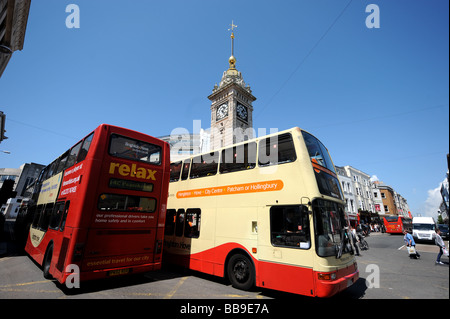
438;224;449;240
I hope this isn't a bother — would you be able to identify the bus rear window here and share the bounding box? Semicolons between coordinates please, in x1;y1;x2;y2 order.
109;134;161;165
98;194;156;213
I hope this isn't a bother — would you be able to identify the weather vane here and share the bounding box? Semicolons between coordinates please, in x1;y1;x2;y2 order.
228;20;237;61
228;20;237;33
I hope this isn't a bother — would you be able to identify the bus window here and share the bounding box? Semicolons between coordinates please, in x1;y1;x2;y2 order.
32;205;44;228
313;199;348;257
165;209;177;235
175;209;185;237
220;142;257;174
47;159;60;179
258;133;296;167
109;134;162;165
98;194;156;213
77;132;94;163
49;201;65;230
181;160;190;181
56;151;69;174
40;166;51;182
270;206;310;249
66;141;82;168
302;131;334;171
59;201;70;231
190;152;219;179
185;209;201;238
38;203;54;231
170;161;182;182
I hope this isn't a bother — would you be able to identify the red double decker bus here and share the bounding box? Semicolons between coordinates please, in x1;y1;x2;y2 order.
383;215;412;234
25;124;170;284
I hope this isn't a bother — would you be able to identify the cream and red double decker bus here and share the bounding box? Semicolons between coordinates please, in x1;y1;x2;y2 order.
164;127;358;297
25;124;170;284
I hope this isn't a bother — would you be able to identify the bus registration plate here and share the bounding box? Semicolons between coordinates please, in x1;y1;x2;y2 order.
347;279;353;288
108;268;130;276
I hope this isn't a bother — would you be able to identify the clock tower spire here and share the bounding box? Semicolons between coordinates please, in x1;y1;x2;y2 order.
208;21;256;150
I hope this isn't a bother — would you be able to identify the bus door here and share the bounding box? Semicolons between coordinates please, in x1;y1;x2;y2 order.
257;205;314;295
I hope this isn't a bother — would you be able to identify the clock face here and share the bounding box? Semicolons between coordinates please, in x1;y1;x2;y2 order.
236;103;248;121
216;103;228;121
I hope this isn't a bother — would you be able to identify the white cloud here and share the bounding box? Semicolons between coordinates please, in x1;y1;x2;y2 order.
423;183;442;218
370;175;379;182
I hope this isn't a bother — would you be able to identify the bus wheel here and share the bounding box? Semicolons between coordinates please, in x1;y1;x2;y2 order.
43;244;53;279
227;253;255;291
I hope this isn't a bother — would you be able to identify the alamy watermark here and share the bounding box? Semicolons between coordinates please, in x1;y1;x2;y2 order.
365;4;380;29
65;264;80;288
65;4;380;30
65;4;80;29
365;264;380;289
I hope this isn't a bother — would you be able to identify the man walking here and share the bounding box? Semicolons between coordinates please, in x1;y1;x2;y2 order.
435;229;445;265
403;229;420;259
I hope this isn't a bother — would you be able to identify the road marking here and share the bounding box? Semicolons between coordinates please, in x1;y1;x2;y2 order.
398;245;405;250
0;280;49;288
163;276;188;299
0;287;60;294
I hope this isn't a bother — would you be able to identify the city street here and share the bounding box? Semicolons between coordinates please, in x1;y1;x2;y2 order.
0;232;448;300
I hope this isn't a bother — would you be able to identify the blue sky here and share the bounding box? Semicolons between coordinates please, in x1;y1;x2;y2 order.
1;0;448;218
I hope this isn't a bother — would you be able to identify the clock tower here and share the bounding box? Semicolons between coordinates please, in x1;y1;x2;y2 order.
208;21;256;150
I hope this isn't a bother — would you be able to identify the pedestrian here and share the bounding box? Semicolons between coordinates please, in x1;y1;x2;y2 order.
403;229;420;259
350;225;360;256
435;229;446;265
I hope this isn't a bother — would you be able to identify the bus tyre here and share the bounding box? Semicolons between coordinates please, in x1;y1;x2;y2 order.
227;253;255;291
43;245;53;279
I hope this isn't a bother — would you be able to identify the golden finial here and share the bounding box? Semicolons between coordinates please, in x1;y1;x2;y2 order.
228;20;237;69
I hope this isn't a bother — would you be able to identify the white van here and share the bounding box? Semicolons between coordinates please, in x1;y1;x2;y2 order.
1;197;27;221
412;216;436;242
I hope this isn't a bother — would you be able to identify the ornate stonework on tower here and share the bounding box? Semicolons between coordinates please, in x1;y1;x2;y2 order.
208;21;256;150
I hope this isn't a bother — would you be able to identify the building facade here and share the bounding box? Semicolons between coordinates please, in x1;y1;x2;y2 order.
376;183;398;216
344;166;375;214
158;130;210;162
0;162;44;197
0;0;31;77
371;183;386;215
336;166;357;225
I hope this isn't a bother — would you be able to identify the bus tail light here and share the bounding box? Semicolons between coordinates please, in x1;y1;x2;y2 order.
73;243;85;262
317;272;337;281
